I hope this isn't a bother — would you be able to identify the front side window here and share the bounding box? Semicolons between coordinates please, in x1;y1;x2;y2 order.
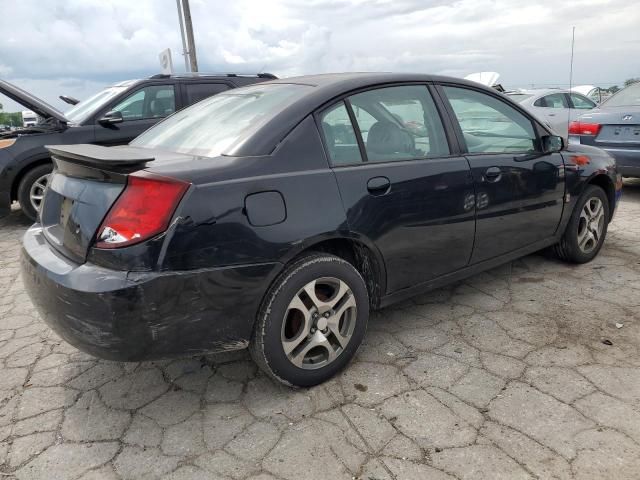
443;86;538;154
132;83;311;158
570;94;596;109
534;93;568;109
349;85;449;163
111;85;176;121
319;102;362;165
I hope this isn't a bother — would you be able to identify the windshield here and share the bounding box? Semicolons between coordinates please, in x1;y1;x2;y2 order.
132;83;311;157
65;85;128;123
601;82;640;107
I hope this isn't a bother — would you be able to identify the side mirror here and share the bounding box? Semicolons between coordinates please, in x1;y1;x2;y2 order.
98;110;123;125
542;134;564;153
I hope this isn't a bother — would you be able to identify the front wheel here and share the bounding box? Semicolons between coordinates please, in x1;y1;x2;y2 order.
553;185;609;263
250;253;369;387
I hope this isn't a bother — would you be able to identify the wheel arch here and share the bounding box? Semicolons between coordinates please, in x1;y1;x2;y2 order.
586;173;615;222
280;234;387;309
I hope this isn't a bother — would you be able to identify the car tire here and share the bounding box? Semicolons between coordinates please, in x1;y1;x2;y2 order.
250;253;369;387
554;185;609;263
17;163;53;221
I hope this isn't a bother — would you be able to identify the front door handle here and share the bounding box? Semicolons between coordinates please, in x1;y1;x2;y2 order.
484;167;502;182
367;176;391;196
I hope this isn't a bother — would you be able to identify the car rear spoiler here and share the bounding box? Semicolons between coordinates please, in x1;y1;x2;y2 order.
46;144;155;167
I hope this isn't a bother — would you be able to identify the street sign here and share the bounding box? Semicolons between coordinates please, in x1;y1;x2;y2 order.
158;48;174;75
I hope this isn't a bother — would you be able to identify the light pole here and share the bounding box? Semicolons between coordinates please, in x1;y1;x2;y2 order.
176;0;199;73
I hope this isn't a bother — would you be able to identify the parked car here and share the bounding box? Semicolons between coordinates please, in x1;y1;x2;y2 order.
0;72;277;220
506;88;597;137
21;73;621;387
569;81;640;177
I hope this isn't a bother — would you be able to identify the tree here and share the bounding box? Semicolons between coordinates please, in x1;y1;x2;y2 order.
607;85;620;94
624;78;640;87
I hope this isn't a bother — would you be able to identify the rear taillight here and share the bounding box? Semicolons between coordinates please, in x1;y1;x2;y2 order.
96;172;190;249
568;121;601;136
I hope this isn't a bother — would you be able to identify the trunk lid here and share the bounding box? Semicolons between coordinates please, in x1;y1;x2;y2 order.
40;144;155;263
0;79;69;123
576;106;640;148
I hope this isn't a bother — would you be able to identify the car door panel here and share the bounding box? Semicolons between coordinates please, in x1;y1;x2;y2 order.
333;159;475;293
439;84;565;264
466;153;565;262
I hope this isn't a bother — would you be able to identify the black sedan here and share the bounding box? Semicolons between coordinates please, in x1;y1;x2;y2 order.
21;73;621;387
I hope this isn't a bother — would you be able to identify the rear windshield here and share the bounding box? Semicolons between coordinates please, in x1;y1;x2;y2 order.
601;82;640;107
131;83;311;157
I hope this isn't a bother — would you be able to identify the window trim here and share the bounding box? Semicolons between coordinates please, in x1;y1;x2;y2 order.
434;82;548;157
314;82;458;168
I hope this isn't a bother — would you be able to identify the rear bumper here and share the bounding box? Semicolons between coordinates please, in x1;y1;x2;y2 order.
21;224;280;361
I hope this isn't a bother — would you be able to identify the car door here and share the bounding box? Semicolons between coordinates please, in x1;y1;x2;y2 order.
318;84;476;294
438;84;565;264
93;84;177;146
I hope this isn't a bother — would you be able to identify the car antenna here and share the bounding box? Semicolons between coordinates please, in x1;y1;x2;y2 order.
567;26;576;135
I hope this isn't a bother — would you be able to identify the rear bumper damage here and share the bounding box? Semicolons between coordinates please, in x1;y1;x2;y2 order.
21;224;280;361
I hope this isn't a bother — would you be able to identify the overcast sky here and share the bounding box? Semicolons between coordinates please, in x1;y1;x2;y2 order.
1;0;639;112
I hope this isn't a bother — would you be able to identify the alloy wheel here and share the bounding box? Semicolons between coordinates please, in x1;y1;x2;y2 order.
29;173;50;213
577;197;605;254
280;276;357;370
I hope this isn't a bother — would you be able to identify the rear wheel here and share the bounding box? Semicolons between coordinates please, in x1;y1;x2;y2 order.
554;185;609;263
17;163;53;221
250;253;369;387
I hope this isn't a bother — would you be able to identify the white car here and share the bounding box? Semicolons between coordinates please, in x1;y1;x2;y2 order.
506;89;596;137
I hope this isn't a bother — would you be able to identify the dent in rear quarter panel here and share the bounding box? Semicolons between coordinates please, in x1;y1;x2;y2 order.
162;115;349;271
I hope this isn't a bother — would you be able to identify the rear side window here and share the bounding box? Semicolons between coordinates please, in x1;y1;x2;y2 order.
184;83;230;105
443;86;537;154
350;85;450;162
534;93;568;108
570;94;596;109
319;102;362;166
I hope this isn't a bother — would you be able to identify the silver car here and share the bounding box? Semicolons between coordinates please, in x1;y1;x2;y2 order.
569;81;640;177
506;89;597;137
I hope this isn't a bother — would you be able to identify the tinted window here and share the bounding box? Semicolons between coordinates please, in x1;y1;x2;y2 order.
184;83;230;105
319;102;362;166
534;93;568;108
444;86;537;154
111;85;175;121
132;84;310;158
349;85;449;163
570;93;596;109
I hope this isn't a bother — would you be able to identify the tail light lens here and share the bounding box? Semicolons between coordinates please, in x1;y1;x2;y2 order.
96;172;190;249
568;121;601;136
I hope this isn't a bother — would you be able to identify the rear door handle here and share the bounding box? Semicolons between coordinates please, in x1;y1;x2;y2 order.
367;176;391;196
484;167;502;182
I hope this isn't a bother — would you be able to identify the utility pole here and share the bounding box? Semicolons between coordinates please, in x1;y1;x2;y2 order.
176;0;198;72
182;0;198;72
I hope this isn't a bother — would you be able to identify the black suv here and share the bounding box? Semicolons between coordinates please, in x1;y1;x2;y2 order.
0;73;276;219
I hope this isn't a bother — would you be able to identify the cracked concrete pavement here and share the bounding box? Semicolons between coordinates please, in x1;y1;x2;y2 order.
1;181;640;480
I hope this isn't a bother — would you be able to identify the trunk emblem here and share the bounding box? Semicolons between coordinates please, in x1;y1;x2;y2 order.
622;115;633;121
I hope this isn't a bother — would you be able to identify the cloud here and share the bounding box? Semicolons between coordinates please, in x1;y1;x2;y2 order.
1;0;639;111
